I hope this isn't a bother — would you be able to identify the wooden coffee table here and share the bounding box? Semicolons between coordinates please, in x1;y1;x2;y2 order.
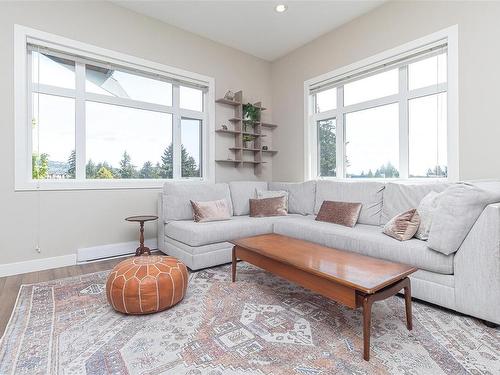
231;234;417;361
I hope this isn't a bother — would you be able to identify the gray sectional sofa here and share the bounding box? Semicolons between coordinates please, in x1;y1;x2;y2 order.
158;179;500;325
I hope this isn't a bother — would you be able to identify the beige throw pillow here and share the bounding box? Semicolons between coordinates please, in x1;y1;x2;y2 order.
415;191;442;240
190;199;231;222
383;209;420;241
249;196;287;217
315;201;362;228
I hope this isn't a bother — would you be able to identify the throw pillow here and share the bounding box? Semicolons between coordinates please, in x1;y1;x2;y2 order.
415;191;442;240
427;183;500;255
249;196;287;217
190;199;232;223
315;201;362;228
256;189;289;210
383;209;421;241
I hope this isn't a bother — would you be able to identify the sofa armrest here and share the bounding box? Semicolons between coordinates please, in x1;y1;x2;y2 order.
454;203;500;324
157;193;166;252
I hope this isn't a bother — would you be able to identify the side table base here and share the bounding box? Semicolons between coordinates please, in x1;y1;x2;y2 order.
135;246;151;256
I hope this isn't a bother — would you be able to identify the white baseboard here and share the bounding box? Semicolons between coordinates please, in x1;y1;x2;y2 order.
0;254;77;278
77;238;157;262
0;238;158;277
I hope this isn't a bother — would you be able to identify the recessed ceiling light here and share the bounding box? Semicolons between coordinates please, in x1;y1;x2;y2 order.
275;4;287;13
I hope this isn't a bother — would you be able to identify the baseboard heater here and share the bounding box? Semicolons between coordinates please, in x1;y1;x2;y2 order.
77;238;158;262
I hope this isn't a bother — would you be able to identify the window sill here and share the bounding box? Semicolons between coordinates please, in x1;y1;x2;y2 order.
15;178;205;192
315;177;452;183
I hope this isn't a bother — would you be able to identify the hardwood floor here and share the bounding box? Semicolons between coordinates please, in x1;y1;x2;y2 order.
0;257;126;337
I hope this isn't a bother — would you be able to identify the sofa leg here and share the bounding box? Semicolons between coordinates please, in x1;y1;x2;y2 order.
482;320;499;328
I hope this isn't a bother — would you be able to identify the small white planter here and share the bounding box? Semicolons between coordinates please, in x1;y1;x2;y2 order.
243;141;254;149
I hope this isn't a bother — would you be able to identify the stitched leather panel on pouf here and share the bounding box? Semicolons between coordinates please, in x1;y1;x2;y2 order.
106;255;188;314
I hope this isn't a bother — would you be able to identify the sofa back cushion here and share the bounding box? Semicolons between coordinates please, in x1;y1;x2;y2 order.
381;182;451;224
268;181;316;215
428;183;500;254
229;181;268;216
162;182;232;222
314;180;385;225
468;180;500;194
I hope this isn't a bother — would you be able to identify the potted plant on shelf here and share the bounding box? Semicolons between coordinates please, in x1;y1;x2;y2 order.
243;134;255;149
243;103;260;132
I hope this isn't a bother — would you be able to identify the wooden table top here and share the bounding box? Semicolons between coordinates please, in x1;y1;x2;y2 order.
231;234;417;294
125;215;158;222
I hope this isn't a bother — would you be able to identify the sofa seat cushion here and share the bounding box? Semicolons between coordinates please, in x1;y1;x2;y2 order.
165;215;298;247
165;236;232;255
273;216;454;274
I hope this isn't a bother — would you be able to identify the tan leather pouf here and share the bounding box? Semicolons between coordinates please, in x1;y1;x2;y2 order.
106;255;188;315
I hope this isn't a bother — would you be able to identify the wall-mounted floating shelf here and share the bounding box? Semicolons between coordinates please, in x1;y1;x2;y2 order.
215;159;267;165
262;122;278;129
215;98;241;106
228;147;278;154
215;90;277;175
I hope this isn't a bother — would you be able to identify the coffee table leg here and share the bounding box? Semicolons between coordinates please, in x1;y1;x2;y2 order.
403;278;413;330
231;246;237;282
360;277;413;360
362;295;373;361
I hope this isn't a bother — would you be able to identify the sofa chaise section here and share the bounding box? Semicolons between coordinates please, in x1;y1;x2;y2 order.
158;181;288;270
272;215;454;275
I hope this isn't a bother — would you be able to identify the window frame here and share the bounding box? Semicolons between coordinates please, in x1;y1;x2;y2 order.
14;25;215;191
304;26;459;181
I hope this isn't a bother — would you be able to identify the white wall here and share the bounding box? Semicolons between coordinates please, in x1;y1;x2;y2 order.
271;1;500;182
4;0;500;267
0;1;273;264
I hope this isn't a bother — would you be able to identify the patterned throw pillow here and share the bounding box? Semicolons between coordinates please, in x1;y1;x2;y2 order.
383;209;421;241
315;201;362;228
190;199;232;222
249;196;288;217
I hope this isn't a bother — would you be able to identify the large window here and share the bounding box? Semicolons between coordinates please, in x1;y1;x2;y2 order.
305;28;458;180
15;26;214;190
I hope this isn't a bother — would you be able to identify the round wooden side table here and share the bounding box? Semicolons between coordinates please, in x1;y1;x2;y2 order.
125;215;158;256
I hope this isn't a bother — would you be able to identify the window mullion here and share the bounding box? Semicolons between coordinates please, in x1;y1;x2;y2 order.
336;86;345;178
27;51;34;181
398;66;409;179
75;62;86;180
172;85;181;179
342;94;399;114
407;83;447;100
84;92;175;114
311;116;318;178
179;108;204;120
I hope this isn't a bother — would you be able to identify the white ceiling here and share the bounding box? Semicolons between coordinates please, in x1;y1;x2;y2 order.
115;1;386;61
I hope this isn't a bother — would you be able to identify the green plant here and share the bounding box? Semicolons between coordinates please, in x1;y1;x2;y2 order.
32;153;49;179
242;103;260;122
96;166;114;179
243;134;255;142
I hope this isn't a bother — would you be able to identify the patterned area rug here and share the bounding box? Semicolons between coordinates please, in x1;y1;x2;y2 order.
0;263;498;374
